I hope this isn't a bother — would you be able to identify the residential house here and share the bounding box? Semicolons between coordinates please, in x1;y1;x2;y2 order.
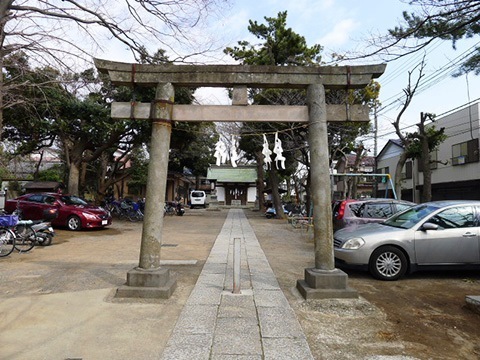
24;181;64;194
166;172;193;204
7;149;63;179
206;165;257;206
376;102;480;202
375;139;405;199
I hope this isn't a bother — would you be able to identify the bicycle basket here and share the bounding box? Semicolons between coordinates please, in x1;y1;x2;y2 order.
0;215;18;227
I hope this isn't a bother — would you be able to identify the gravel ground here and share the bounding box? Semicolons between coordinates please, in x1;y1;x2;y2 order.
246;210;480;360
1;208;479;360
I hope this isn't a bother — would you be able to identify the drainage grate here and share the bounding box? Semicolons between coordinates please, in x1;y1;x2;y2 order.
161;243;178;247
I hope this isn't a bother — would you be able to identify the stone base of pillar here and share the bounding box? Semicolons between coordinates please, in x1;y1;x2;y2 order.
115;267;177;299
465;295;480;315
207;196;220;211
296;268;358;300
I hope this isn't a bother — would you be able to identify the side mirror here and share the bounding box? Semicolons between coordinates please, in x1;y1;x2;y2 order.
421;222;439;231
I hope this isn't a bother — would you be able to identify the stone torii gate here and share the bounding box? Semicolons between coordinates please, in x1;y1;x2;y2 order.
94;59;386;299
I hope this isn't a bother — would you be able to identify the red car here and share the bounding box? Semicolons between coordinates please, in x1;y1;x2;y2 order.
4;193;112;231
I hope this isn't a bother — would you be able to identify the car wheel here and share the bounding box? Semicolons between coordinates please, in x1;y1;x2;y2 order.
369;246;407;281
67;215;82;231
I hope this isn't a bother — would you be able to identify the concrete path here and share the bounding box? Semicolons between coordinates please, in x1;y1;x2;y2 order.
161;209;314;360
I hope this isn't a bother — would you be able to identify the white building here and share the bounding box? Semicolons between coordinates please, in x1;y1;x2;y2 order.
377;102;480;202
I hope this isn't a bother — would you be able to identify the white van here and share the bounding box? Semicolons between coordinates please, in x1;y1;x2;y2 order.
190;190;207;208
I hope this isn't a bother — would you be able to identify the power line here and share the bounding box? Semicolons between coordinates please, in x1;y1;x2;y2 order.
376;41;480;116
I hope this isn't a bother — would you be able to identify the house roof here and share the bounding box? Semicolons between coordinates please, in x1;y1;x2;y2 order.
207;165;257;183
334;154;375;170
24;181;64;190
345;154;375;167
377;139;404;160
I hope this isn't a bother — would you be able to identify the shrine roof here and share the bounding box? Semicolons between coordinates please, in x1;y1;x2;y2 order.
207;166;257;183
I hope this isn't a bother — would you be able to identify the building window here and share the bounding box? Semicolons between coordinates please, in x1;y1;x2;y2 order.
452;138;479;166
405;161;412;179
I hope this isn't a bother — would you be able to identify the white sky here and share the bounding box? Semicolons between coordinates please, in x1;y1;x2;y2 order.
97;0;480;154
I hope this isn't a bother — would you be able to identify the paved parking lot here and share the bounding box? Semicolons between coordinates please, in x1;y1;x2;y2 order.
1;208;479;359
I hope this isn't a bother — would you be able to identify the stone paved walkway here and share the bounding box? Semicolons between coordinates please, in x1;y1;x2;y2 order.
161;209;314;359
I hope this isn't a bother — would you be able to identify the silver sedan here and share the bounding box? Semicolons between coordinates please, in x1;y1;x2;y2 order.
334;200;480;280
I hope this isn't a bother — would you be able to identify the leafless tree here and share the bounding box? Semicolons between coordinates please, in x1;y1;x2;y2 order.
0;0;230;137
392;60;426;199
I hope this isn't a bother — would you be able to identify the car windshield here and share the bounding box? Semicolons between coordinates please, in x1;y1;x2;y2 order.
60;195;88;206
383;204;440;229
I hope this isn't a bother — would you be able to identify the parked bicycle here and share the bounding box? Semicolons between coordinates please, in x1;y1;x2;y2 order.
11;206;55;246
0;228;16;257
0;214;16;257
164;201;185;216
104;197;144;222
13;219;37;253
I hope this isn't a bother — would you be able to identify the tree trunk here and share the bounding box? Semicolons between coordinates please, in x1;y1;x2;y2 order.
96;153;110;204
268;167;284;219
0;2;14;139
80;161;87;195
0;35;4;140
195;175;200;189
255;150;265;212
419;113;433;202
293;176;301;204
68;161;80;195
305;172;312;217
351;145;365;199
33;150;44;180
421;140;432;202
0;1;14;19
394;151;408;200
286;179;291;202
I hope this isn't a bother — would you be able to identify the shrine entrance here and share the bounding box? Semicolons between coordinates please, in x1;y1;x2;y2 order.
94;59;386;299
224;184;248;206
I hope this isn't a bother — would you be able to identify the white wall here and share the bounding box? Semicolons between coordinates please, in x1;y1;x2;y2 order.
376;142;405;192
213;186;256;204
216;187;225;202
425;103;480;184
376;103;480;194
247;186;256;202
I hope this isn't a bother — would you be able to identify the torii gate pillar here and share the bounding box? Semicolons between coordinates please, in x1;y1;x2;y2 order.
94;59;386;300
296;84;357;299
116;83;177;299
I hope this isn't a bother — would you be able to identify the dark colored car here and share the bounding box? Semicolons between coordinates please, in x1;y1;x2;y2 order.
5;193;112;231
332;198;415;231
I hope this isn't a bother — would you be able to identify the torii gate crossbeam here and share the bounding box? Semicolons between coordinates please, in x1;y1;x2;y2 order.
94;59;386;300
